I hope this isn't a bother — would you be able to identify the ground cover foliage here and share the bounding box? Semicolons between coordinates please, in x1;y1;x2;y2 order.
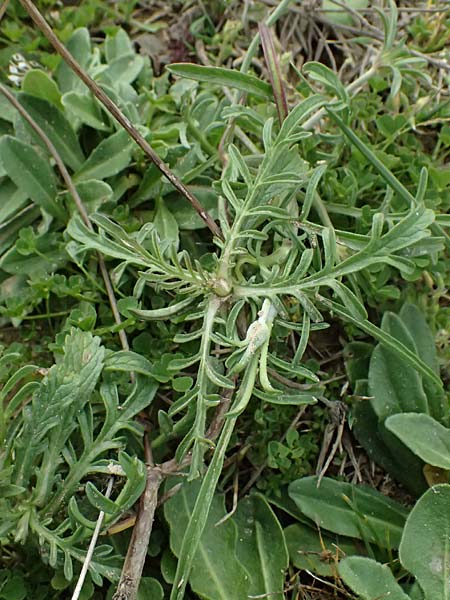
0;0;449;598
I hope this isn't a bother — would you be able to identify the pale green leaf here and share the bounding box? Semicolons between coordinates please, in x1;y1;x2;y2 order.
22;70;62;108
167;63;272;99
339;556;410;600
56;28;91;94
62;91;111;131
74;129;134;182
400;484;450;600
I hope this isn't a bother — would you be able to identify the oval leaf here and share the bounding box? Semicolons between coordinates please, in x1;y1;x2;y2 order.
165;479;251;600
400;484;450;600
339;556;410;600
386;413;450;470
234;494;288;598
288;476;408;548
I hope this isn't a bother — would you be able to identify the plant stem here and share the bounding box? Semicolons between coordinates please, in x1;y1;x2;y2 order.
170;356;259;600
190;295;222;478
72;477;114;600
113;438;162;600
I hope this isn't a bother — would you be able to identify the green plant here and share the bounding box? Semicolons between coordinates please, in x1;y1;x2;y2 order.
164;480;288;599
0;1;449;598
69;65;445;600
339;484;450;600
349;303;448;495
282;474;409;579
0;328;157;587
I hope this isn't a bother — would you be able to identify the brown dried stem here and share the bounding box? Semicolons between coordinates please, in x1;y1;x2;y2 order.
259;24;288;124
113;385;235;600
113;437;163;600
18;0;223;241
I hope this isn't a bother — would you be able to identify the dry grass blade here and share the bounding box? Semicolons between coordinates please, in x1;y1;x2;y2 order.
259;23;289;124
71;477;115;600
18;0;223;241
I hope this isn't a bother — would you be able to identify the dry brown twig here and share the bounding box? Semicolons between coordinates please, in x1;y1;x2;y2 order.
113;437;163;600
113;386;235;599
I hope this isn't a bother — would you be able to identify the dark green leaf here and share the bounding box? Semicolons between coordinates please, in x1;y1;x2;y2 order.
0;136;63;219
234;494;288;597
17;93;84;171
288;476;408;548
386;413;450;469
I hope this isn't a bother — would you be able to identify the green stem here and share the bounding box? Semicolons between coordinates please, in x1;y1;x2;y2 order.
190;295;222;478
170;356;259;600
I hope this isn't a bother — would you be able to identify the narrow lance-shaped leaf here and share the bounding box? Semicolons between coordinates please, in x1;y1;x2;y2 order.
166;63;273;99
17;93;85;171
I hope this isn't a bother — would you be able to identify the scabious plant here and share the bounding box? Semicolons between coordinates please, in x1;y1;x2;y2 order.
0;1;449;598
68;71;445;600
